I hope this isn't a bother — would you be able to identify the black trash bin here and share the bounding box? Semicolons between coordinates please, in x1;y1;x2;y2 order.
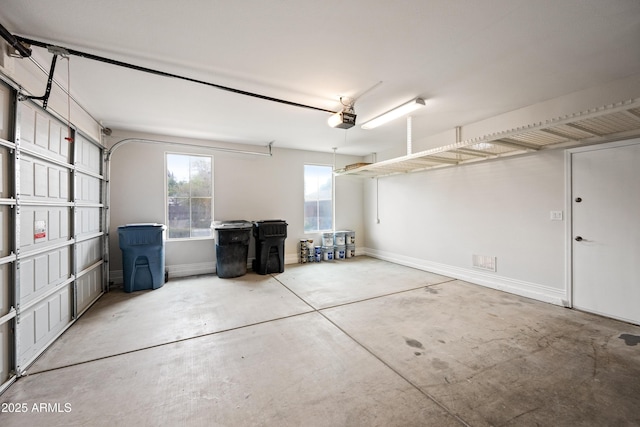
252;220;287;274
213;221;252;278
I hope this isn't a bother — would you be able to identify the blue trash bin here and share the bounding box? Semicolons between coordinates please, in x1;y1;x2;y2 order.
118;223;166;292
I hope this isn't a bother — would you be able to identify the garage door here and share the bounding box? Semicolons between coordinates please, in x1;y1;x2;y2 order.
12;97;105;375
17;101;76;369
0;81;16;393
74;133;105;315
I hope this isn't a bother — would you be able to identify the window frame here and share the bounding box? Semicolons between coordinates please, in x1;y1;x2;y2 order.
165;152;214;241
303;163;334;234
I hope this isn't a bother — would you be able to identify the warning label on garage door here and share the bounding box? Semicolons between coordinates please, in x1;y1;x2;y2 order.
34;220;47;239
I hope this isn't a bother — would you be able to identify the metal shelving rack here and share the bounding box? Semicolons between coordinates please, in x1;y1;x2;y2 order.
335;98;640;178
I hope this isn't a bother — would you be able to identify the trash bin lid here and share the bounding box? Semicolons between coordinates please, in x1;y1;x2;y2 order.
118;223;167;229
252;220;287;239
212;220;252;229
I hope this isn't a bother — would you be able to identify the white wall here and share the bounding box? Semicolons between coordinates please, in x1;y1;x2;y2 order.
363;149;566;304
360;72;640;305
106;130;364;281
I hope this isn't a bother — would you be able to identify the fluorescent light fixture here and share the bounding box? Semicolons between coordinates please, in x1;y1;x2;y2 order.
361;98;426;129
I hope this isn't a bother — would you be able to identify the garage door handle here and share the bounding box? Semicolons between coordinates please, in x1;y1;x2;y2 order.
575;236;583;242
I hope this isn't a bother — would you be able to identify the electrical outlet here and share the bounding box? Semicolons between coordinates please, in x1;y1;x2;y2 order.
550;211;563;221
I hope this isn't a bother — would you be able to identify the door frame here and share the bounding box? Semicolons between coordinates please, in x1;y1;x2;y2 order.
565;137;640;310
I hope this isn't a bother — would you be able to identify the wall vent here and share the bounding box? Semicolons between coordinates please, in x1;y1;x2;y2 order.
473;254;497;272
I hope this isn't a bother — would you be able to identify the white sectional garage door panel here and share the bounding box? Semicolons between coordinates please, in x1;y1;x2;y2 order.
0;82;14;389
74;134;104;316
15;102;84;370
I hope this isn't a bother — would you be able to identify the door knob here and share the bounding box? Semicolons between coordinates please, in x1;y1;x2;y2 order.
575;197;582;203
575;236;583;242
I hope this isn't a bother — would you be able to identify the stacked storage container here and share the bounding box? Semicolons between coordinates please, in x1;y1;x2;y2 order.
321;232;334;261
345;230;356;258
333;231;346;260
310;231;355;263
299;238;316;263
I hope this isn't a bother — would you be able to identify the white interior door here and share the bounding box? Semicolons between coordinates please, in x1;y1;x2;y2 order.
571;139;640;325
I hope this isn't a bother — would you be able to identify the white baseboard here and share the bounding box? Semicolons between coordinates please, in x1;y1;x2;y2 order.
109;261;216;285
109;270;123;285
110;255;303;285
363;247;566;306
110;248;564;306
284;254;298;266
168;262;216;279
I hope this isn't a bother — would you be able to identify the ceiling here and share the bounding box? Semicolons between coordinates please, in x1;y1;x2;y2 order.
1;0;640;156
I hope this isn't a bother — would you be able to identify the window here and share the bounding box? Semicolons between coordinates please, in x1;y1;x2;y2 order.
304;164;333;232
166;153;213;239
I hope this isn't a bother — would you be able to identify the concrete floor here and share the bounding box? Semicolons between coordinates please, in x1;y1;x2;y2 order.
1;256;640;426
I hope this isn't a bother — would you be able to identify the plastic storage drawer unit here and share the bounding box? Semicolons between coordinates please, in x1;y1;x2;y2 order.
118;223;166;292
213;221;252;278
